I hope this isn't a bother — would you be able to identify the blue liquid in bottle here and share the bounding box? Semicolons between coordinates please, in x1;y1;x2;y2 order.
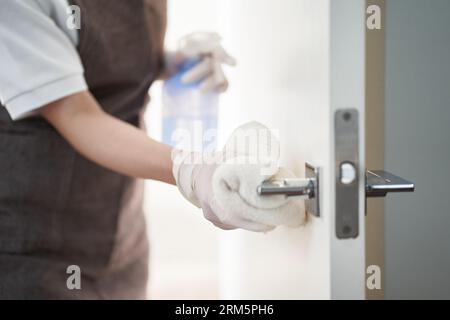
162;60;219;153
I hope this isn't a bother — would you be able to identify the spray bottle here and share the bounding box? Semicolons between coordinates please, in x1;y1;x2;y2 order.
162;52;220;153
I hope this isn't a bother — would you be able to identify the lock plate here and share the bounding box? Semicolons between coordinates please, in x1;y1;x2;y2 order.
335;109;360;239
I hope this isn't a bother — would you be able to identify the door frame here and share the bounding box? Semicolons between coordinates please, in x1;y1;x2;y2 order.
365;0;386;300
330;0;367;299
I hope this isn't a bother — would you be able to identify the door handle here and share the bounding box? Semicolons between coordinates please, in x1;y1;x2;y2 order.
365;170;415;197
257;165;415;218
258;163;321;217
257;178;315;198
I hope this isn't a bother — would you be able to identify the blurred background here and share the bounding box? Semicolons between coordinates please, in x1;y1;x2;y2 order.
144;0;224;299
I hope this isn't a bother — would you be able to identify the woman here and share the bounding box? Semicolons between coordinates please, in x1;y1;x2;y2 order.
0;0;295;299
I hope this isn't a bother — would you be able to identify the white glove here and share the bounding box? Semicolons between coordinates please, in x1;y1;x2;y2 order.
172;123;305;232
165;32;236;92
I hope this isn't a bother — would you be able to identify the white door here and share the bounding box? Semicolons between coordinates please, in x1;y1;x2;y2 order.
217;0;367;299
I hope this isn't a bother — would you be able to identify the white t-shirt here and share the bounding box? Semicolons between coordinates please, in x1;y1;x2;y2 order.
0;0;86;120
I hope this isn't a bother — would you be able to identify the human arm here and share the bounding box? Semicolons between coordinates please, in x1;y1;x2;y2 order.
40;91;175;185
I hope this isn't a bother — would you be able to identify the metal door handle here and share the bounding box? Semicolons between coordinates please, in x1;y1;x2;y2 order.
366;170;415;197
257;179;315;198
257;165;415;218
258;163;321;217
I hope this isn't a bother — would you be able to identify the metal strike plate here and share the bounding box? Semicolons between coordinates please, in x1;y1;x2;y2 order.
366;170;415;197
257;163;320;217
335;109;360;239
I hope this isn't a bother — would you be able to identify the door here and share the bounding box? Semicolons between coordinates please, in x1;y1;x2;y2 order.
217;0;367;299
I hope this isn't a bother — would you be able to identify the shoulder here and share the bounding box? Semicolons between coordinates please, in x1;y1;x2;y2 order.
1;0;78;47
0;0;86;120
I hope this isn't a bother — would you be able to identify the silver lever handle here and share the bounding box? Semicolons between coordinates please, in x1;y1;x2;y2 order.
365;170;415;197
257;163;321;217
257;178;315;198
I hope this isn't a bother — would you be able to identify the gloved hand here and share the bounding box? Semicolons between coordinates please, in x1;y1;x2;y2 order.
164;32;236;92
172;122;305;233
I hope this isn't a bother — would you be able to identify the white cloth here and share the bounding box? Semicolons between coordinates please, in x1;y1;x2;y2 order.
212;159;305;228
173;122;305;232
0;0;85;120
212;122;305;228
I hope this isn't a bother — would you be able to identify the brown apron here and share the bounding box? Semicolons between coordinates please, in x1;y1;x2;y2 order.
0;0;167;299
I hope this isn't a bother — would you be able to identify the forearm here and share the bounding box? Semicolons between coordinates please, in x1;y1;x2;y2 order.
40;91;175;184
